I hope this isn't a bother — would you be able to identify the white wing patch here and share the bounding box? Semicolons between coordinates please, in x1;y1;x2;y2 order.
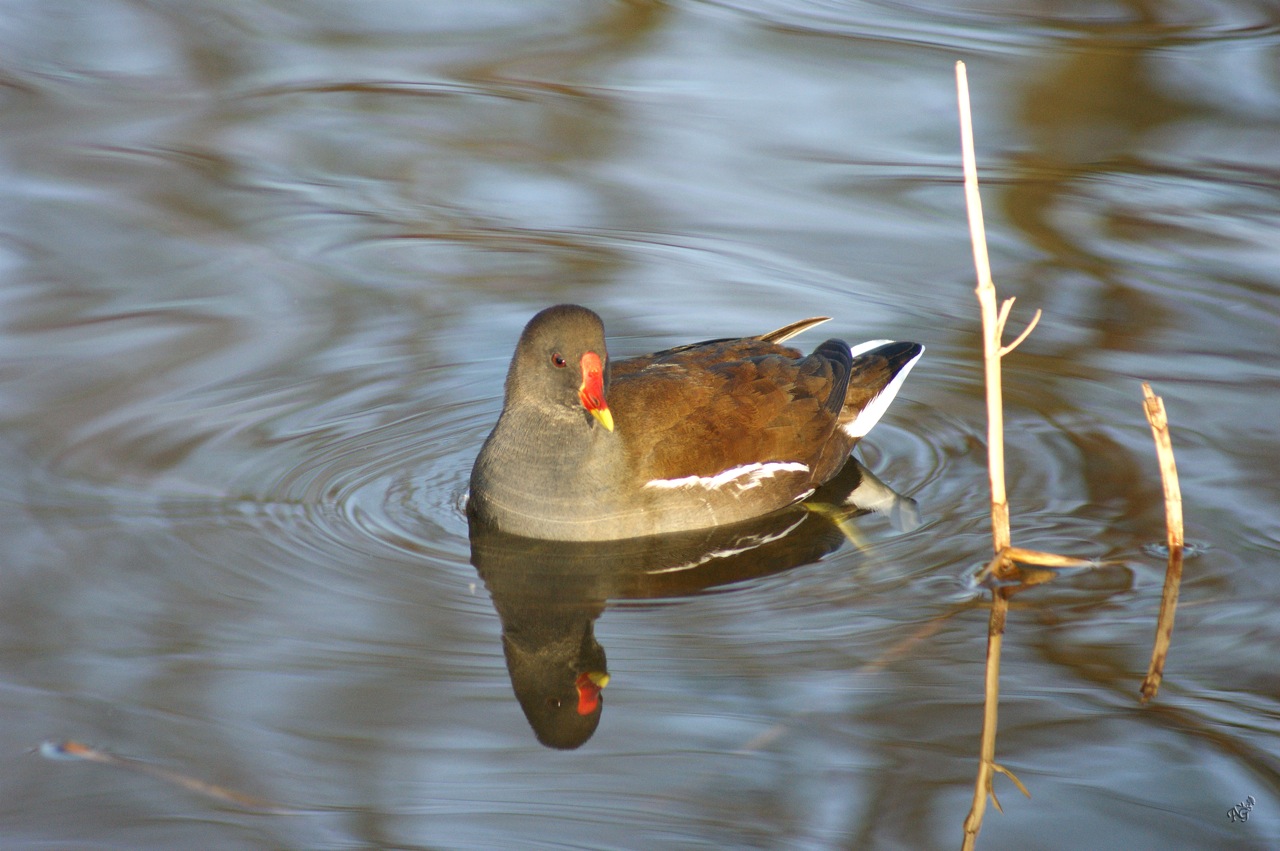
643;461;809;492
850;338;894;357
843;343;925;438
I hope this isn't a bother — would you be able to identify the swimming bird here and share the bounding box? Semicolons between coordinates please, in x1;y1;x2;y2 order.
469;304;922;541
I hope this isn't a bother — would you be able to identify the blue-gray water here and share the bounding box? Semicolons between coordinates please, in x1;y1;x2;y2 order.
2;2;1278;848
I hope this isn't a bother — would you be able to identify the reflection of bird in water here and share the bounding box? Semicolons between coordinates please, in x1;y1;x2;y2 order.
469;305;922;541
491;575;611;751
470;457;919;749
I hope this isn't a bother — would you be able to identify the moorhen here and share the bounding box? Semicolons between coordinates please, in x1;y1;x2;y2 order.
469;304;922;541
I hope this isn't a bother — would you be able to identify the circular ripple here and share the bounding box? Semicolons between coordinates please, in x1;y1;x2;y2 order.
242;394;485;568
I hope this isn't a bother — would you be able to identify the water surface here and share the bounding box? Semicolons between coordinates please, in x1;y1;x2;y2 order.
2;1;1279;848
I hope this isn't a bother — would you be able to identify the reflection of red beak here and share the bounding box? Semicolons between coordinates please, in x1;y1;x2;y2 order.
578;352;614;431
575;670;610;715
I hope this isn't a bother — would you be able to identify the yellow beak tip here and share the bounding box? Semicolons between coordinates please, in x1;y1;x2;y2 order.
591;408;615;432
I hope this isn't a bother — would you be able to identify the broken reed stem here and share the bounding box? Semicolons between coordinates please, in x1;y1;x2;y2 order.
957;59;996;851
957;60;1003;851
1139;383;1184;702
957;61;1010;553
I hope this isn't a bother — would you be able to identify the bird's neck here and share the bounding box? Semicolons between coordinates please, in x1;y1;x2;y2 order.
471;402;624;530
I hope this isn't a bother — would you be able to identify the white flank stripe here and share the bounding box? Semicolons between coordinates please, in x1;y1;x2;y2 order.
843;345;925;438
644;461;809;491
645;516;808;574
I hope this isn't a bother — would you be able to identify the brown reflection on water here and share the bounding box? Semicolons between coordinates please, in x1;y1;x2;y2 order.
351;0;671;304
1002;8;1191;348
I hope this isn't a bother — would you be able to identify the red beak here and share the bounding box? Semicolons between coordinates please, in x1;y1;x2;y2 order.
578;352;614;431
575;670;610;715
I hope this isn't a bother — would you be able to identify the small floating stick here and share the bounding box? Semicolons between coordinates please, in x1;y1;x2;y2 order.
39;739;291;814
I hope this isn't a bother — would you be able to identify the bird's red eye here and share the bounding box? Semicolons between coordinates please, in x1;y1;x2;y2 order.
551;352;567;368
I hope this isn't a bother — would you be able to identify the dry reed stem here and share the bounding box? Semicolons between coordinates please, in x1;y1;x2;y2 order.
954;62;1185;849
957;60;1004;851
956;60;1035;851
1139;383;1184;702
957;61;1009;552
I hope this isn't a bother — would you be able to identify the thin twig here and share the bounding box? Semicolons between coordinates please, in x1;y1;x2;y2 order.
995;297;1014;340
998;309;1042;357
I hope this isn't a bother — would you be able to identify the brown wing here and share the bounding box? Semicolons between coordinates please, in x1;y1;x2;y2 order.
611;317;831;375
609;336;853;489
